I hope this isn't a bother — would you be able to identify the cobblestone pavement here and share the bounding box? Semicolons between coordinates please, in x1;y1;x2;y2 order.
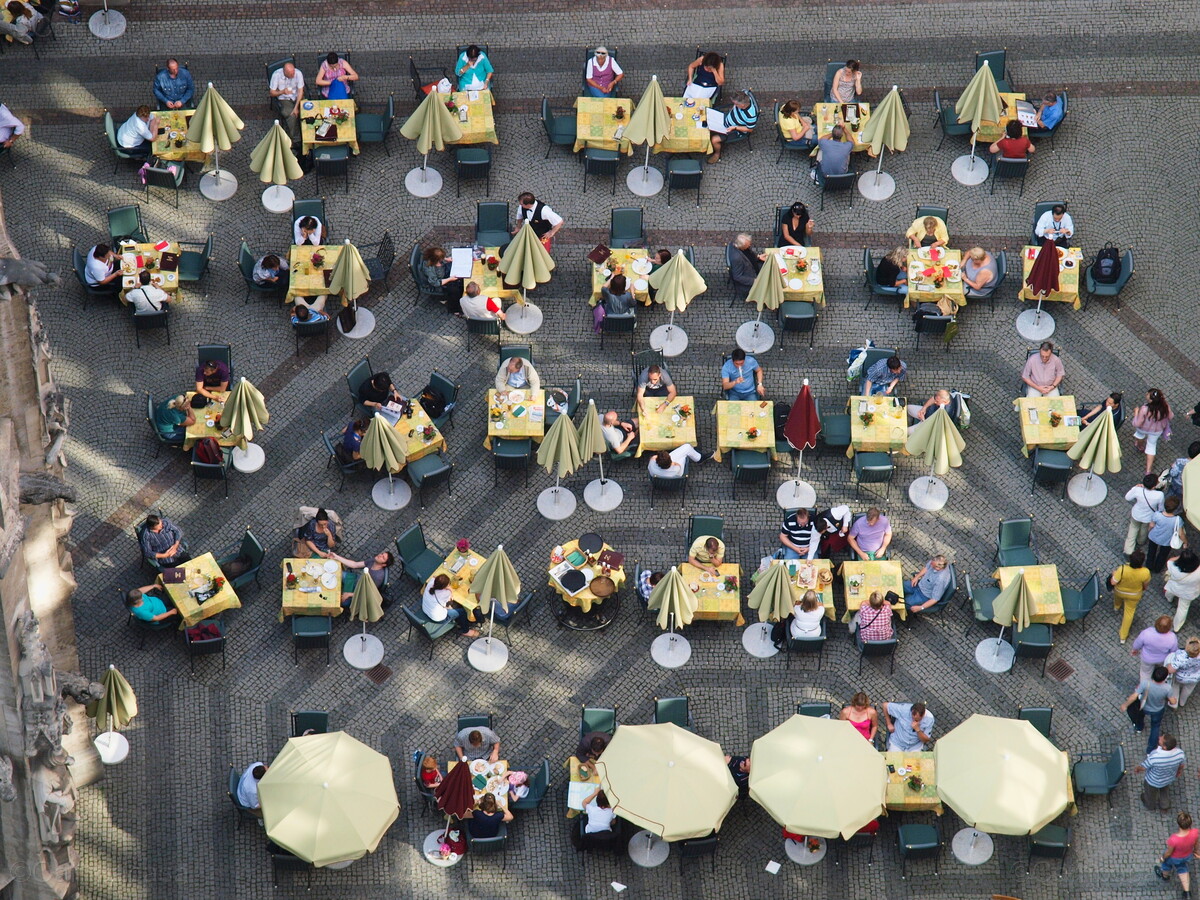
2;3;1199;898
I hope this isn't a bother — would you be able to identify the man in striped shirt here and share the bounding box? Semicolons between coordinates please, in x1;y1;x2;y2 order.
707;90;757;164
1135;734;1186;811
778;509;820;560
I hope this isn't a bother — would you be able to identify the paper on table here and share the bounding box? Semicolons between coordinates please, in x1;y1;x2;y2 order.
450;248;474;278
611;883;627;893
765;860;782;875
567;781;594;810
704;108;729;134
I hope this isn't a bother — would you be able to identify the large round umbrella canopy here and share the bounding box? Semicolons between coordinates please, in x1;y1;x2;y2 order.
783;382;820;451
904;406;965;476
1025;238;1061;297
624;75;671;148
1184;455;1200;530
86;665;137;729
576;398;608;464
186;82;244;152
647;565;697;630
259;731;400;867
935;714;1070;834
746;253;785;313
399;89;463;154
747;560;798;623
1066;406;1121;475
598;723;738;841
859;85;910;157
360;413;405;475
327;239;370;304
991;569;1035;631
249;120;302;185
646;249;706;313
497;221;555;291
750;715;886;838
221;376;269;450
954;62;1003;133
536;411;582;477
347;566;384;625
469;543;521;616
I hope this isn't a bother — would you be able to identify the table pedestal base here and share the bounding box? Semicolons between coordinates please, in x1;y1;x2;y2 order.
199;170;238;201
405;167;443;197
505;303;543;335
650;632;690;668
324;859;355;870
785;837;826;865
262;184;294;213
372;477;411;511
974;637;1014;673
626;167;664;197
951;828;994;865
1016;308;1055;341
908;476;948;511
951;154;988;186
1067;472;1107;506
736;320;775;354
337;307;376;339
858;171;896;201
742;622;780;658
423;829;463;867
776;480;816;510
467;637;509;672
231;443;266;473
342;634;385;670
88;8;125;39
537;486;576;520
95;732;130;765
583;478;623;512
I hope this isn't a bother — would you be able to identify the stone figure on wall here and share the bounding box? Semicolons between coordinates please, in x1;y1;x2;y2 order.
0;256;59;301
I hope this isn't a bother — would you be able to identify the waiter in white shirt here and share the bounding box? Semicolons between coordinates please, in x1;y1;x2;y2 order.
0;104;25;148
513;191;563;251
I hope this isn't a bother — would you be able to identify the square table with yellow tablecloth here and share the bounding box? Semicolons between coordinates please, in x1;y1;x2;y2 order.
976;91;1027;143
484;388;545;450
680;562;744;624
993;564;1065;624
812;101;872;151
159;552;242;627
752;559;837;620
429;548;487;620
279;558;344;621
387;404;447;471
768;247;826;306
447;90;498;145
906;248;965;313
472;248;523;303
300;98;359;155
563;755;602;819
118;242;181;305
712;400;775;463
182;391;244;451
573;97;635;154
1014;396;1079;456
547;539;626;614
839;560;906;623
589;248;652;307
448;759;510;810
635;396;696;458
655;97;712;153
286;244;344;304
847;396;907;458
1019;245;1084;308
883;751;943;814
151;110;209;163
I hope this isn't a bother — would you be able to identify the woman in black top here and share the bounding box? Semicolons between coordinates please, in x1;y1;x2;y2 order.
780;202;814;247
465;793;512;839
874;247;908;292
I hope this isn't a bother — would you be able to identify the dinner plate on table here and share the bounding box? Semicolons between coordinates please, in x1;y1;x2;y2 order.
323;560;338;573
204;418;215;428
633;278;649;291
494;421;504;429
788;277;803;290
508;390;525;404
470;759;489;775
320;573;338;589
917;247;930;259
807;274;821;285
631;258;652;275
601;268;612;278
168;131;178;140
674;112;684;120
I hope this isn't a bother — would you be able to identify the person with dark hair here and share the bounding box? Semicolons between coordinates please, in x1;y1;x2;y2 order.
1166;552;1200;632
1167;441;1200;502
648;444;702;478
1135;734;1185;813
1148;497;1185;573
1132;616;1180;683
195;359;230;399
341;418;367;460
153;58;194;109
418;247;461;309
848;508;892;560
1034;204;1074;246
358;372;401;409
688;536;725;577
816;505;853;556
830;59;863;103
291;303;327;325
1081;391;1123;426
1168;638;1200;708
1035;92;1063;130
333;549;394;606
778;508;820;560
780;201;814;246
425;574;479;638
777;101;816;154
316;52;358;100
294;215;325;246
595;271;635;333
721;348;764;400
85;243;121;290
684;50;725;99
883;701;933;752
1132;388;1174;476
253;252;288;286
464;792;511;838
638;569;663;603
116;105;157;157
576;732;610;762
988;118;1034;159
236;762;269;816
299;508;338;558
1125;473;1165;555
126;270;170;315
455;44;494;91
513;192;563;250
124;585;178;622
863;354;906;397
635;364;676;413
582;787;615;833
723;754;751;789
1112;549;1151;643
1021;341;1064;398
453;723;500;761
139;514;186;566
1122;665;1175;754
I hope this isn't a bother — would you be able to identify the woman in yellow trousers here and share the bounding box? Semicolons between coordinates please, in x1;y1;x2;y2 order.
1113;550;1151;643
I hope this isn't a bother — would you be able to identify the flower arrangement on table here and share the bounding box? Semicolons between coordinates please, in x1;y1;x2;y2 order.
806;837;822;852
310;251;325;269
614;105;626;121
722;575;739;593
746;427;760;440
860;412;874;426
1048;411;1063;428
456;539;471;553
921;265;950;288
489;408;504;421
419;424;436;441
445;98;458;112
793;258;808;273
906;774;924;791
213;576;225;591
485;255;499;271
675;404;692;421
286;572;297;588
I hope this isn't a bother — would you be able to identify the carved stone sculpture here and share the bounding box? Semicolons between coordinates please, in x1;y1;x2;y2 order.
19;472;77;505
0;256;60;301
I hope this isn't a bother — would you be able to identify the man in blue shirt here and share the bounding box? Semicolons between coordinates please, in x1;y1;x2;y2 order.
883;701;934;752
125;587;178;623
1036;93;1063;130
153;59;195;110
863;355;906;396
1166;442;1200;501
904;555;951;612
721;349;763;401
291;304;328;325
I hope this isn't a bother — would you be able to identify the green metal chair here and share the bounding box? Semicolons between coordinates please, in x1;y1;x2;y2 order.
1083;247;1133;310
582;147;620;195
509;758;551;819
491;591;534;644
492;437;532;485
580;706;616;739
182;618;225;673
455;146;492;196
427;371;459;431
915;204;949;224
475;201;510;247
293;317;330;356
1013;624;1054;677
178;235;213;283
215;527;266;590
1027;825;1070;876
402;606;456;659
975;49;1014;92
731;449;770;500
362;231;396;285
687;515;724;547
666;158;702;206
291;616;332;665
897;823;940;878
191;445;232;497
1061;571;1100;629
104;111;143;173
356;94;396;155
107;204;146;243
797;701;836;718
541;97;577;158
995;516;1037;567
653;695;691;730
1031;200;1067;245
468;827;509;870
406;451;452;509
677;834;718;874
852;451;893;499
815;397;851;452
1017;706;1053;741
609;207;644;248
144;164;185;207
394;522;447;587
313;145;351;194
932;89;971;150
290;710;329;736
822;60;843;100
857;635;897;675
649;458;688;509
323;429;365;490
227;764;257;829
1027;90;1067;147
345;358;373;415
778;300;817;348
631;348;663;385
499;344;531;365
1072;745;1125;808
786;619;827;670
963;573;1001;635
989;155;1028;196
817;171;855;210
238;240;284;303
466;316;501;351
599;312;636;350
862;248;905;309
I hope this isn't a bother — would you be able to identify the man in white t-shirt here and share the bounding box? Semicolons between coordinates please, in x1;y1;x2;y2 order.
116;106;157;157
126;271;171;314
647;443;703;478
84;244;121;290
269;62;305;139
1125;473;1166;555
601;410;638;455
236;762;268;816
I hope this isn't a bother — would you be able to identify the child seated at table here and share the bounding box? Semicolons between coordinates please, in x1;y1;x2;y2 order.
420;755;442;788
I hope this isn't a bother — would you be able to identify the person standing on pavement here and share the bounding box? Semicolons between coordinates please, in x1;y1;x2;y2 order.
513;192;563;252
1134;733;1185;813
1148;497;1186;573
1125;474;1166;556
1132;616;1180;683
1154;811;1198;898
1167;552;1200;632
1121;665;1175;754
1168;638;1200;708
1111;550;1151;643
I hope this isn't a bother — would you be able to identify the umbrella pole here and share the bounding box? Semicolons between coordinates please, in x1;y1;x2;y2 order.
874;150;884;185
642;144;651;183
421;151;429;182
993;626;1006;661
212;147;222;183
968;133;977;168
597;450;607;487
486;605;495;646
928;462;938;492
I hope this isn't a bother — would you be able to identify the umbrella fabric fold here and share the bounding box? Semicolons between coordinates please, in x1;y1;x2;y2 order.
1066;407;1122;475
536;412;583;478
646;249;706;313
624;75;671;148
783;383;821;451
576;398;608;464
249;120;303;185
859;85;910;158
646;566;697;630
220;376;269;450
1184;455;1200;530
746;561;798;623
360;413;405;475
469;544;521;616
497;220;555;291
954;63;1004;133
991;570;1035;632
186;82;245;153
327;240;371;304
347;567;385;625
745;253;785;313
1025;238;1060;297
86;665;137;729
398;90;464;154
904;406;965;476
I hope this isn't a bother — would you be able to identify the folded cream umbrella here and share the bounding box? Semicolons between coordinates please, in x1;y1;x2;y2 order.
747;560;798;623
1065;406;1121;506
467;543;521;671
738;250;784;353
250;120;302;211
187;81;245;200
497;219;556;333
647;565;696;667
857;84;910;200
951;61;1002;184
904;405;965;510
976;567;1036;672
398;89;463;197
577;398;622;511
361;412;409;510
343;562;385;669
535;410;582;520
220;375;270;471
623;74;671;196
646;248;706;356
1185;455;1200;530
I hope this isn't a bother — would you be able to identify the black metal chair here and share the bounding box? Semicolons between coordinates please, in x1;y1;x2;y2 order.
583;148;620;194
975;49;1014;92
492;438;532;485
267;841;312;890
290;710;329;736
913;313;953;352
409;56;448;99
677;833;718;874
599;312;636;350
466;316;501;351
1027;825;1070;877
778;301;817;348
107;203;146;244
131;308;171;348
1031;448;1072;498
412;748;438;813
786;618;827;669
227;764;257;829
291;615;332;665
143;164;185;207
215;528;265;590
649;458;689;509
989;155;1028;195
509;758;551;820
897;822;940;878
666;157;702;206
191;446;232;497
816;171;855;210
183;619;225;673
406;451;453;509
1013;624;1054;677
402;605;456;659
468;825;509;870
293;317;331;355
856;635;898;675
323;429;365;490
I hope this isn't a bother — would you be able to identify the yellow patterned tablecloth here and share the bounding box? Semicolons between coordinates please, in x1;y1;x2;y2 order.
472;247;523;302
160;552;242;627
1019;245;1084;307
752;559;836;620
447;90;498;145
839;560;905;623
300;99;358;155
655;96;713;153
278;557;343;621
390;404;447;471
635;396;697;458
429;548;487;619
151;110;208;163
547;539;626;613
1015;395;1079;456
590;248;652;307
118;242;180;304
713;400;775;463
286;244;343;304
564;755;602;819
848;395;907;457
484;388;545;450
573;96;635;154
767;247;826;306
812;101;872;151
182;391;245;451
993;564;1065;624
977;91;1027;143
883;751;942;814
906;248;965;313
680;562;743;624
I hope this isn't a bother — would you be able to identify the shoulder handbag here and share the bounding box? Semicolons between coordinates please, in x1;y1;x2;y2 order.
1106;565;1122;593
1170;518;1185;550
1125;694;1144;729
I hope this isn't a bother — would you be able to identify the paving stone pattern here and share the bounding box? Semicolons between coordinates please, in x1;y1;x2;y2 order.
2;5;1199;898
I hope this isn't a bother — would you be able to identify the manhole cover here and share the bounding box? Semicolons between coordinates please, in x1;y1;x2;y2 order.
365;664;393;685
1046;659;1074;682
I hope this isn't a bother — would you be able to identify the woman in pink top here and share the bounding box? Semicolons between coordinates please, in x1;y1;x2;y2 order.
1155;811;1199;894
840;692;878;743
1131;388;1173;475
1132;615;1180;682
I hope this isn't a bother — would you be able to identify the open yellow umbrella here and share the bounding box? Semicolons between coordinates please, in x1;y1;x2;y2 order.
187;81;245;201
647;566;696;667
535;408;582;521
857;84;910;201
1184;455;1200;530
623;74;671;197
1065;407;1122;506
220;376;269;472
398;89;463;197
259;731;400;867
751;715;886;839
87;664;137;764
951;61;1002;185
497;220;555;334
326;238;376;338
738;251;784;353
343;563;385;669
361;413;409;511
646;249;706;356
467;543;521;672
577;398;622;512
904;406;966;511
250;119;303;213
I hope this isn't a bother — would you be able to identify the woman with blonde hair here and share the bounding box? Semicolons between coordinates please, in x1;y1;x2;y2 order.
789;589;825;638
1167;637;1200;707
961;247;998;297
905;215;948;248
874;247;909;294
839;692;878;742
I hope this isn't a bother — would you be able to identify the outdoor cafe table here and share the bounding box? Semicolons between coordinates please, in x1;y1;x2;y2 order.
484;388;545;450
839;560;906;623
1014;395;1079;456
181;391;239;451
278;558;343;621
118;242;180;305
679;561;744;625
847;395;907;458
300;98;359;155
159;551;242;627
751;558;836;620
448;759;510;811
447;90;498;146
151;110;208;163
563;755;602;819
883;751;943;814
286;244;343;304
573;96;635;154
428;547;486;621
472;248;522;303
712;400;775;463
1019;245;1084;308
812;101;872;151
978;91;1027;143
993;564;1066;624
906;248;965;313
547;538;626;614
589;248;652;307
634;395;696;458
387;405;447;471
768;247;826;306
655;96;712;154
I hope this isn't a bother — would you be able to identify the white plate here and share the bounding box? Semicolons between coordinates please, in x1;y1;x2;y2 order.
633;278;648;291
631;259;652;275
917;248;930;259
508;390;525;404
204;419;215;428
675;112;684;120
758;411;767;418
947;275;961;283
788;277;803;290
795;246;807;259
807;274;821;285
580;567;594;581
302;101;314;111
671;415;681;424
1063;259;1076;269
601;268;612;278
494;421;504;429
323;560;338;573
320;573;338;589
168;131;178;140
470;760;489;775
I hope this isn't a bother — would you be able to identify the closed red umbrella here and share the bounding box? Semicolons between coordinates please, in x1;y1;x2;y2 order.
1024;238;1060;297
778;378;822;509
434;756;476;840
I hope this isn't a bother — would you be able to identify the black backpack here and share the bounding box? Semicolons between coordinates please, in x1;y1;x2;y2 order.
771;614;794;649
418;385;446;420
1091;243;1121;284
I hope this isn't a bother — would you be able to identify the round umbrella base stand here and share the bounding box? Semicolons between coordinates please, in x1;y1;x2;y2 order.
423;829;464;867
742;622;780;658
583;478;623;512
94;732;130;765
199;170;238;201
951;828;994;865
975;637;1015;673
505;303;543;335
88;8;125;38
342;634;384;670
1067;472;1107;506
372;477;412;511
537;486;577;520
626;167;664;197
908;476;949;511
337;307;376;339
405;167;443;198
324;859;355;870
262;184;295;213
231;443;266;473
776;479;816;510
736;320;775;354
858;171;896;201
554;593;621;631
467;637;509;672
951;154;988;186
650;632;691;668
1015;308;1055;341
785;837;826;865
650;323;689;357
628;830;670;867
